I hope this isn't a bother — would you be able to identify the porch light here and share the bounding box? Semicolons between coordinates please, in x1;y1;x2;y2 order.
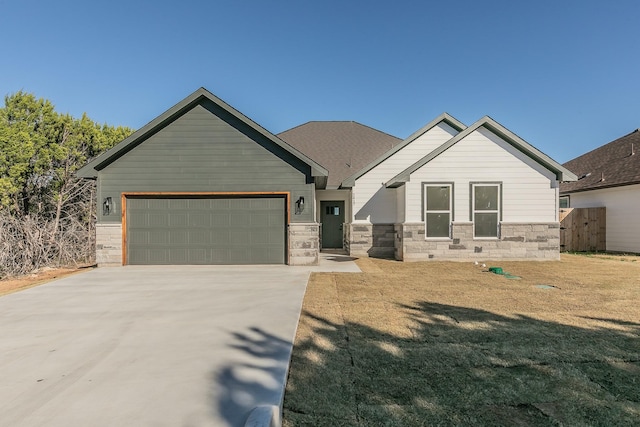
103;197;113;216
295;196;305;214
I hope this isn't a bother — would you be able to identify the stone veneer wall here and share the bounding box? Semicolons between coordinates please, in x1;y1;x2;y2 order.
346;223;395;259
289;223;320;266
96;223;123;266
396;222;560;261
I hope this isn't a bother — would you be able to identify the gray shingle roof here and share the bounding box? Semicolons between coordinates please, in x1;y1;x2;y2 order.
560;129;640;194
278;121;401;188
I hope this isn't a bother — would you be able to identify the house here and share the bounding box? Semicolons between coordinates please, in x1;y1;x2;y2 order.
283;114;576;261
78;87;576;266
560;129;640;253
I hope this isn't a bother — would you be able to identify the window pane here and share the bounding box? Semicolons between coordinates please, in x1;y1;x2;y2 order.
426;186;450;211
475;186;498;210
474;213;498;237
426;213;450;238
559;196;569;208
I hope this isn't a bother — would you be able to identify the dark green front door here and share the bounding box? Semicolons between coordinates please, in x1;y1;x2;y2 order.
321;201;344;248
127;196;286;265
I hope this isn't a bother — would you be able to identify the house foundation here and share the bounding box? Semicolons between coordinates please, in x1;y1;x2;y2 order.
96;223;123;266
345;223;396;259
288;223;320;265
394;222;560;261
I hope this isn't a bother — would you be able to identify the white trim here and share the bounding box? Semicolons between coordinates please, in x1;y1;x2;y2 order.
424;183;453;239
472;183;501;238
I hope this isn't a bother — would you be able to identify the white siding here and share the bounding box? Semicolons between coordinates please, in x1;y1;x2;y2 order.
569;184;640;253
352;122;459;223
405;127;559;223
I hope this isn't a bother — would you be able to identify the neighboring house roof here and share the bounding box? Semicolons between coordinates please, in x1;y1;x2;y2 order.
76;87;328;179
386;116;578;188
278;121;401;189
560;128;640;194
340;113;466;188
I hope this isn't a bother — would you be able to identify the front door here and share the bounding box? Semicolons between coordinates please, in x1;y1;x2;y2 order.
320;201;345;248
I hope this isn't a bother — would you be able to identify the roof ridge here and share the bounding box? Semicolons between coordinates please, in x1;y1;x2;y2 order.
278;120;401;141
346;120;402;141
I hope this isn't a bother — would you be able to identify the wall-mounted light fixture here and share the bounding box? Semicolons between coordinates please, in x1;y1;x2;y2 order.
295;196;305;214
103;197;113;216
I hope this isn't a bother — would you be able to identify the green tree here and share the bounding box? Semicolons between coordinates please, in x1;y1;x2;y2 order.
0;92;58;215
0;91;133;275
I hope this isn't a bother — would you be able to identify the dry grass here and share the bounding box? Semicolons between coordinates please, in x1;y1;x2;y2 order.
283;254;640;426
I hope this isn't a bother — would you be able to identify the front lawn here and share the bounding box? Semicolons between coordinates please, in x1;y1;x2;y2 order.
283;254;640;426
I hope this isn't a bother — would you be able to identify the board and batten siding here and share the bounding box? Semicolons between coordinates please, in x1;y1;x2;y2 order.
352;122;459;223
97;103;315;223
568;184;640;253
404;127;559;223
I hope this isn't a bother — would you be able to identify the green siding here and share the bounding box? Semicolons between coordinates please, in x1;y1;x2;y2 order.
97;102;314;223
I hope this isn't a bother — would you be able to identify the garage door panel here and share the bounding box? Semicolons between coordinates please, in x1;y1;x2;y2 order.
171;248;189;264
148;213;169;227
169;199;189;209
190;213;210;227
147;248;169;264
251;230;270;245
149;231;169;245
187;248;208;264
129;230;149;244
211;229;229;245
127;197;285;265
188;229;211;245
229;229;249;245
211;213;229;227
230;213;250;226
229;199;251;210
169;213;188;227
169;230;188;245
211;248;229;264
147;199;168;210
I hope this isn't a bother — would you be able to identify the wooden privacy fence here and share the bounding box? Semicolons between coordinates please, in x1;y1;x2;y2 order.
559;207;606;252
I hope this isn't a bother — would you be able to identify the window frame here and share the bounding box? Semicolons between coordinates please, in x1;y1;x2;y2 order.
470;182;502;239
422;182;454;239
559;195;570;209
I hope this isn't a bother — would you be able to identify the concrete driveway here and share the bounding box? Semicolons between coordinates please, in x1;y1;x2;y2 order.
0;255;360;427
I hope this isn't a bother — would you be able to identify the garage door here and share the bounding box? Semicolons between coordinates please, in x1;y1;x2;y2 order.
126;196;286;265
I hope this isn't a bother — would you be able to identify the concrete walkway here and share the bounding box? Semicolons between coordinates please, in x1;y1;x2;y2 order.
0;255;359;427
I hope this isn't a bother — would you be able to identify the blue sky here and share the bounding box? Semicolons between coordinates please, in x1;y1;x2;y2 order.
1;0;639;162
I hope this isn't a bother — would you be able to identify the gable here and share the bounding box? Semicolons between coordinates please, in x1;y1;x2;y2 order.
341;113;465;188
100;103;307;183
354;121;461;186
77;87;328;180
386;117;577;187
412;126;559;182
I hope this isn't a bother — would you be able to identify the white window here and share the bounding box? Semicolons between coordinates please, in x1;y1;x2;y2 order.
472;183;501;238
424;183;452;238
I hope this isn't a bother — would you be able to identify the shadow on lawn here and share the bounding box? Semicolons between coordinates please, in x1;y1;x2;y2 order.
282;302;640;426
